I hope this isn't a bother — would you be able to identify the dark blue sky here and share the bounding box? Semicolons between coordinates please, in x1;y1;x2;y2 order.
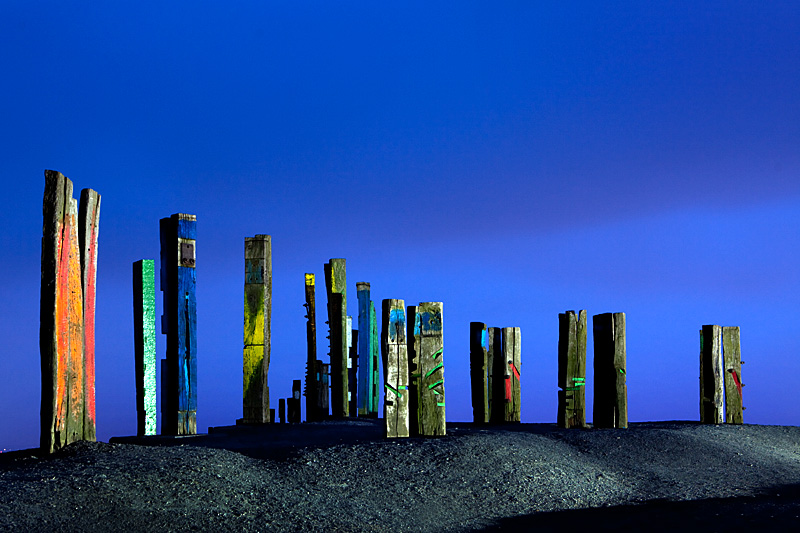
2;2;799;451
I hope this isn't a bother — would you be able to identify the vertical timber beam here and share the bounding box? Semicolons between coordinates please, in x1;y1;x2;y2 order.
502;327;522;423
382;299;409;438
348;329;359;417
723;327;743;424
406;305;420;436
242;235;271;424
592;313;628;428
133;259;157;436
488;327;503;424
700;325;724;424
304;273;317;422
357;282;377;417
370;303;379;415
416;302;445;436
469;322;489;424
40;170;99;453
160;213;197;435
557;310;587;428
324;259;348;418
288;380;301;423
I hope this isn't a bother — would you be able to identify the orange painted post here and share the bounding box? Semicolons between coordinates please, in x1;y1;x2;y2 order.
40;170;100;453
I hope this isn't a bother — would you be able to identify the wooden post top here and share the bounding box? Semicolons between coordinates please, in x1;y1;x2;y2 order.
245;234;271;242
172;213;196;221
357;282;371;291
305;273;315;285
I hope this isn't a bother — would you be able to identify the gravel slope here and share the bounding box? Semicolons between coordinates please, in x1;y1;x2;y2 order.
1;421;799;532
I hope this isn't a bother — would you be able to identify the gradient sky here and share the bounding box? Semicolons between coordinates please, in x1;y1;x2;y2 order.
2;2;799;452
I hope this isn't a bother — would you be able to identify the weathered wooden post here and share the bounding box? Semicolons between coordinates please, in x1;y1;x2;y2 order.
407;305;420;436
488;327;503;424
324;259;348;418
160;213;197;435
40;170;100;452
278;399;286;424
415;302;445;436
501;327;522;423
133;259;157;436
303;273;317;422
357;283;379;417
348;327;359;417
288;380;302;423
723;327;743;424
317;361;330;418
700;325;724;424
242;235;271;424
382;299;409;438
592;313;627;429
558;310;587;428
469;322;489;424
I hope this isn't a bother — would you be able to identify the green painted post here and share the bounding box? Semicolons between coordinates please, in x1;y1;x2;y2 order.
415;302;445;436
133;259;157;436
558;310;587;428
382;299;408;438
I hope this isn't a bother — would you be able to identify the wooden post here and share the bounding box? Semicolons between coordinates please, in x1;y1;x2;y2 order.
357;282;378;417
279;399;286;424
592;313;627;429
415;302;445;436
370;304;379;415
160;213;197;435
242;235;271;424
348;329;359;417
557;310;587;428
488;327;504;424
723;327;743;424
382;300;409;438
502;327;522;423
469;322;489;424
288;380;301;423
406;305;420;436
700;325;724;424
40;170;100;453
324;259;348;418
303;273;317;422
133;259;157;436
317;361;330;418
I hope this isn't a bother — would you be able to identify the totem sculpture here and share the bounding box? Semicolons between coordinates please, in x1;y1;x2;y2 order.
593;312;627;428
472;324;521;424
499;327;521;422
469;322;490;424
382;299;409;438
558;310;587;428
414;302;446;436
40;170;100;453
160;213;197;435
324;259;348;418
700;325;743;424
357;282;379;417
133;259;157;436
242;235;271;424
304;273;319;421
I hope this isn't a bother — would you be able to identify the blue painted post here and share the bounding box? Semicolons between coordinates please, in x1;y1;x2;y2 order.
159;213;197;435
357;282;377;417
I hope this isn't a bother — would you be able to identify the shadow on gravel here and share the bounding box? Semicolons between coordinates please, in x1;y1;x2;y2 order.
481;484;800;532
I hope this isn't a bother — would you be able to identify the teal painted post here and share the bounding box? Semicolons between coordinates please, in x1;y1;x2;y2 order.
357;282;377;417
370;302;379;415
160;213;197;435
133;259;157;436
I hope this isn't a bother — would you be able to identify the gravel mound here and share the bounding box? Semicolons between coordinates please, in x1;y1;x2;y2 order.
1;421;799;532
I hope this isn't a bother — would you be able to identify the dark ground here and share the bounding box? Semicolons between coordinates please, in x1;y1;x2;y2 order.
1;420;799;532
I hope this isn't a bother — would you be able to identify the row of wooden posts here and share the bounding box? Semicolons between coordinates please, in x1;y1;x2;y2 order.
40;171;745;452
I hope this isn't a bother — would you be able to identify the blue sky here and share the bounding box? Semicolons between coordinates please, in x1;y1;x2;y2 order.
1;2;799;451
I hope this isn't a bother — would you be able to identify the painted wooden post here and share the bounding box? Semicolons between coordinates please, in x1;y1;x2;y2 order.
700;325;724;424
488;327;504;424
502;327;522;423
279;399;286;424
242;235;271;424
133;259;157;436
415;302;445;436
723;327;743;424
288;380;302;423
557;310;587;429
357;282;378;417
40;170;100;453
303;273;318;422
348;328;359;417
160;213;197;435
370;304;379;415
324;259;348;418
406;305;420;436
469;322;489;424
382;299;409;438
592;312;627;429
317;361;330;418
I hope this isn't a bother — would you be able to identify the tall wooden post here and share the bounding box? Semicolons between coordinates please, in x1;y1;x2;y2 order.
278;399;286;424
415;302;445;436
469;322;489;424
357;282;378;417
502;327;522;422
324;259;348;418
700;325;724;424
488;327;503;424
407;305;420;436
382;300;409;438
348;328;359;417
317;361;330;418
593;312;627;429
288;380;302;423
723;327;743;424
160;213;197;435
133;259;157;436
242;235;271;424
303;273;318;422
40;170;100;453
558;310;587;428
370;303;379;414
